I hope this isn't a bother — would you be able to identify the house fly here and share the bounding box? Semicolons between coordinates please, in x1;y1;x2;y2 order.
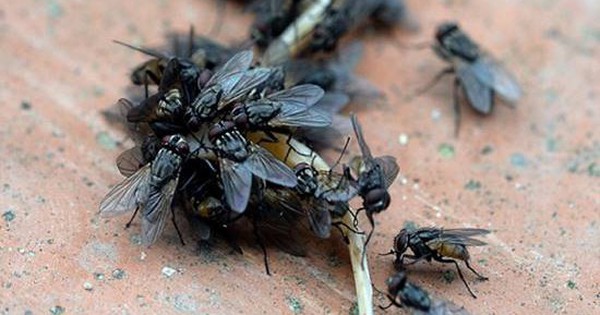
231;84;331;131
186;50;272;128
391;227;490;298
349;113;399;251
250;0;304;48
208;120;297;213
99;135;189;245
382;271;471;315
423;22;522;135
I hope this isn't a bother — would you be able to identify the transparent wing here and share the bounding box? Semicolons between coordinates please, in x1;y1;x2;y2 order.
116;146;147;177
219;68;272;107
245;145;297;187
315;172;358;202
205;50;254;86
351;113;373;159
313;92;350;114
126;94;163;122
307;199;332;239
456;61;494;114
414;297;472;315
471;55;522;103
141;177;178;245
427;228;490;247
220;159;252;213
270;108;332;128
99;165;150;217
375;155;400;188
268;84;325;111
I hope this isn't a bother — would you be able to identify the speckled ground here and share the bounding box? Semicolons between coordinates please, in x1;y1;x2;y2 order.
1;1;598;314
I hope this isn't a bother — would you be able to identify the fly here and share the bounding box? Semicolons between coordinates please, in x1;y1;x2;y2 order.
348;113;399;253
208;121;297;213
99;135;189;245
390;227;490;298
420;22;522;135
231;84;330;131
186;50;272;128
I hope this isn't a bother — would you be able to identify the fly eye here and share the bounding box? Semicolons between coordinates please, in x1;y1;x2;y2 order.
161;135;172;146
177;142;189;155
364;189;390;211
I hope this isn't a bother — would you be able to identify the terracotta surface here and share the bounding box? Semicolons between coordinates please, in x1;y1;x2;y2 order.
1;1;599;314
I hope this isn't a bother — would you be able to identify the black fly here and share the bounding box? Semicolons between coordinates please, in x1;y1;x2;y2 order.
231;84;330;131
99;135;190;245
348;113;399;254
208;120;297;213
423;22;522;135
186;50;272;128
381;271;471;314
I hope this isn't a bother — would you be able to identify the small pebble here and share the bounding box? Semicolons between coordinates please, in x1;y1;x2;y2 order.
398;133;409;146
2;210;15;222
111;268;126;280
431;109;442;121
162;266;177;278
83;281;93;291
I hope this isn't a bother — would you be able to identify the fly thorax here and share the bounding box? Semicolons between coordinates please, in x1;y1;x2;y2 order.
294;163;318;195
158;89;182;117
193;86;221;119
246;102;280;127
215;130;249;162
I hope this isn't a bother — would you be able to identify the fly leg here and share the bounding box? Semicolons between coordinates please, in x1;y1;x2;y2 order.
453;77;462;137
412;67;454;98
436;257;478;298
125;207;140;228
465;260;488;281
252;220;271;276
171;207;186;246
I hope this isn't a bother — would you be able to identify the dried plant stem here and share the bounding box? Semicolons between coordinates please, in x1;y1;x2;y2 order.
248;132;374;315
261;0;331;65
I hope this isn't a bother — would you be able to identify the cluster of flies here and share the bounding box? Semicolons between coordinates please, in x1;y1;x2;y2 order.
99;0;522;314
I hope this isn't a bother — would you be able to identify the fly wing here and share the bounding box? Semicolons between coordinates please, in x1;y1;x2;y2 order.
313;92;350;114
269;108;332;128
456;61;494;114
126;94;163;122
99;164;151;217
471;55;522;103
116;146;147;177
306;199;333;239
205;50;254;86
141;177;178;245
268;84;325;111
220;158;252;213
245;145;297;187
315;172;358;202
428;228;490;247
375;155;400;188
218;68;272;108
414;297;472;315
350;113;373;159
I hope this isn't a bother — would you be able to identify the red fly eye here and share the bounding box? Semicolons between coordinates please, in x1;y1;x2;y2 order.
161;135;172;146
177;142;189;155
209;121;235;140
